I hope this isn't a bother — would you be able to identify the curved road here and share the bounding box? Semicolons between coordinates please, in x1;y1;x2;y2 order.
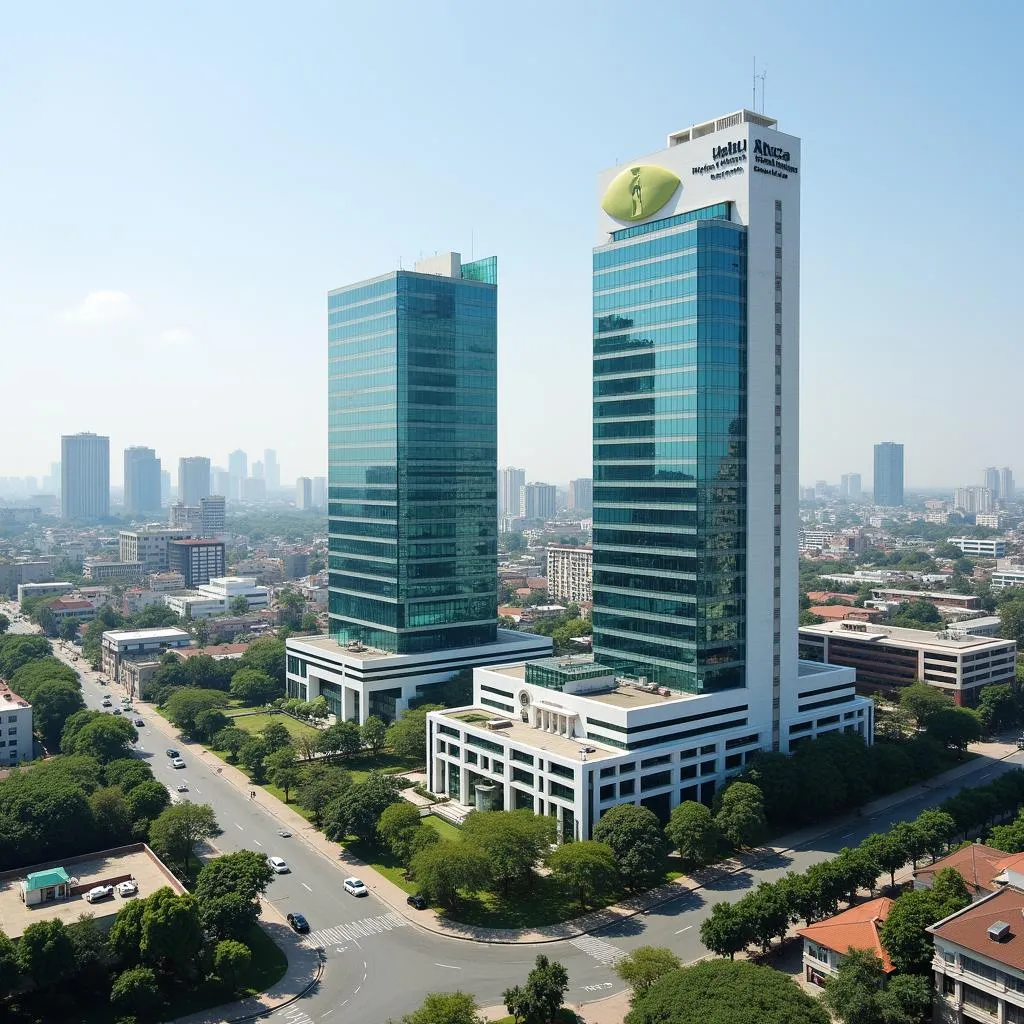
6;603;1018;1021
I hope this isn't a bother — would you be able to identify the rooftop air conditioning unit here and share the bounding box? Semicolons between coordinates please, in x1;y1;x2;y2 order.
988;921;1012;942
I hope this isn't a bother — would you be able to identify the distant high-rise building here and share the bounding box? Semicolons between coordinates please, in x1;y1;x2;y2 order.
61;432;110;520
264;449;280;491
520;482;557;520
211;467;230;497
200;495;226;537
168;539;226;587
840;473;862;500
160;469;171;504
178;457;211;506
873;443;905;507
228;450;247;500
312;476;327;509
953;486;994;515
242;477;266;501
295;477;312;510
43;461;61;495
499;467;526;519
124;446;161;516
252;460;264;480
568;477;593;512
984;466;1001;497
1000;467;1014;502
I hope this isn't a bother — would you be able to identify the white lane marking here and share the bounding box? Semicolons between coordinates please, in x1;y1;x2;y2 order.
840;831;855;839
322;1011;334;1018
235;823;244;831
434;962;461;969
301;882;313;892
194;787;201;794
306;912;407;947
675;925;693;934
570;935;627;967
253;839;263;847
354;986;360;995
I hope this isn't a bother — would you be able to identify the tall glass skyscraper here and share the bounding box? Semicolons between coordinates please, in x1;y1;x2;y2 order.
61;432;110;521
124;446;162;515
873;442;904;507
327;252;499;654
591;110;801;725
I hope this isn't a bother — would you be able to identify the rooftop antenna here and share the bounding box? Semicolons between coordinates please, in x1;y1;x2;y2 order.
752;59;767;114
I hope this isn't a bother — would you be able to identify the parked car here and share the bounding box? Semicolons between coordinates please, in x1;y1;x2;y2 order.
116;880;138;897
101;699;112;707
171;757;185;769
166;748;179;758
287;912;310;933
112;709;122;715
269;857;290;874
343;877;368;897
85;885;114;904
406;894;427;910
277;828;292;838
134;718;144;727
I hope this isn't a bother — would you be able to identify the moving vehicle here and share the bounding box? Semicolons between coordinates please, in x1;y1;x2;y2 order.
287;912;310;933
406;894;427;910
269;857;290;874
85;885;114;903
176;783;188;792
135;718;144;727
112;709;122;715
171;757;185;769
343;877;368;897
277;829;292;838
101;699;112;708
166;748;179;758
116;880;138;897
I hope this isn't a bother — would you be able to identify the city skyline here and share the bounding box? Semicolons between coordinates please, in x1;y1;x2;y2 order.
1;5;1021;487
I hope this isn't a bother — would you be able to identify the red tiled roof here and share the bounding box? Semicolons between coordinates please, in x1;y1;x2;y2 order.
914;844;1008;896
929;885;1024;971
797;897;896;973
51;599;93;610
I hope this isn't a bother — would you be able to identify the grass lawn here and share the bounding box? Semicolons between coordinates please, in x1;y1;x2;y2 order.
345;751;424;783
344;815;458;893
229;711;321;742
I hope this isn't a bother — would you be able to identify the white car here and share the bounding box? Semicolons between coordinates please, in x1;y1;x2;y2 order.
171;758;185;769
84;885;114;904
269;857;290;874
343;877;368;897
116;880;138;897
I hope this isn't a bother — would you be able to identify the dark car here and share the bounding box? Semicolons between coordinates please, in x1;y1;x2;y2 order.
165;748;179;759
406;894;427;910
287;912;310;933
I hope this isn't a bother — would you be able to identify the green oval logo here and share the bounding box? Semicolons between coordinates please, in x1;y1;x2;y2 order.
601;165;681;222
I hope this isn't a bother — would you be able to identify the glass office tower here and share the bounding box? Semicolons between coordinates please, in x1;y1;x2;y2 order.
873;442;905;507
591;208;748;693
327;252;498;654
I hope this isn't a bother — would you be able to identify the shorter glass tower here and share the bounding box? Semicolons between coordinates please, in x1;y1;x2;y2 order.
327;253;498;654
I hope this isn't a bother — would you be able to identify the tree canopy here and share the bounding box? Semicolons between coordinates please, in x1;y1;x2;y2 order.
592;803;670;888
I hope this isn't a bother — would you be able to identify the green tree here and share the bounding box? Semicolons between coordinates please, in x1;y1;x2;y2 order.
666;800;722;868
881;974;933;1023
386;705;441;760
260;720;291;751
0;927;22;1000
213;938;252;992
822;948;892;1024
266;745;300;801
625;959;828;1024
295;763;353;826
503;954;569;1024
239;736;271;782
213;725;250;760
546;839;619;908
999;600;1024;645
927;707;981;750
860;831;908;891
395;991;485;1024
103;758;154;793
139;888;205;979
0;613;8;634
0;633;51;676
194;850;274;938
61;713;137;763
714;782;767;848
30;680;86;748
615;946;682;997
913;809;957;862
10;655;79;698
461;809;556;894
327;771;404;842
411;839;490;909
377;801;424;862
148;802;219;871
230;667;279;706
699;900;753;959
91;786;133;844
109;899;147;965
125;779;171;830
361;715;387;755
67;913;114;997
17;918;75;991
880;874;969;976
317;720;362;759
738;881;791;953
592;803;670;888
229;595;250;616
238;637;286;689
163;687;230;737
898;681;951;728
976;683;1018;733
193;708;230;743
110;966;161;1021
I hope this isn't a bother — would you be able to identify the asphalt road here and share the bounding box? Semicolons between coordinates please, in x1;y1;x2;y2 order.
5;603;1019;1021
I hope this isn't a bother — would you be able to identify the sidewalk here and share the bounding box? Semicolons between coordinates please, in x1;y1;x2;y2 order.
145;691;1020;947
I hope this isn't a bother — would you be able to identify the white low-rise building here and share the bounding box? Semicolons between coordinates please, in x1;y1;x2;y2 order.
992;568;1024;591
950;537;1007;559
0;683;33;764
162;577;268;619
425;656;871;841
285;630;554;725
100;626;193;688
17;581;74;607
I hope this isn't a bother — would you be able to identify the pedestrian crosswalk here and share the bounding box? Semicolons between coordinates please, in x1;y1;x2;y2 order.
306;911;408;947
570;934;626;967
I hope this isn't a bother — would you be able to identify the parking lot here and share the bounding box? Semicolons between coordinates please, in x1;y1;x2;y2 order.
0;846;185;937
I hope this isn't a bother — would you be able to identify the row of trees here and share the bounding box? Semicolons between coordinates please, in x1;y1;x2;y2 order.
1;849;274;1021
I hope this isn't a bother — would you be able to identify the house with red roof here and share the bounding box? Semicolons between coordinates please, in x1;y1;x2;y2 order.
797;896;895;986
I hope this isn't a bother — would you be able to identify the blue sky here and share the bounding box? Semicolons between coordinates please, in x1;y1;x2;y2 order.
1;0;1020;490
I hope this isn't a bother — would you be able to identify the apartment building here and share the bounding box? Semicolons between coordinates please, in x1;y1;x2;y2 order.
167;539;226;587
546;546;593;604
0;683;33;763
119;527;192;570
950;537;1007;559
